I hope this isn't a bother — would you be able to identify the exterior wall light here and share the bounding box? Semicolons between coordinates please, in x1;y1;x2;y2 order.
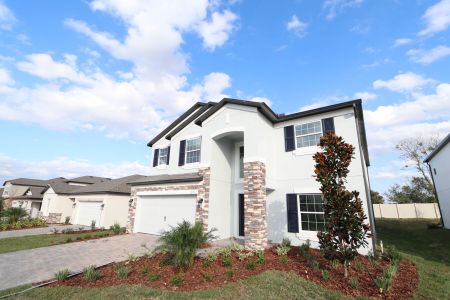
197;198;204;209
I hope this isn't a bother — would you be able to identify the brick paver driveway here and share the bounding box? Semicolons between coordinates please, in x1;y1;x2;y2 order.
0;233;158;290
0;225;89;239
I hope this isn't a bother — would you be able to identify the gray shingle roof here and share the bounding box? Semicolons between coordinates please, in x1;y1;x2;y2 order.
66;176;111;184
14;186;46;200
72;175;146;195
128;173;203;186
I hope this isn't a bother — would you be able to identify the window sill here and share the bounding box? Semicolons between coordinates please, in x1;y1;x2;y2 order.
182;162;200;170
156;164;168;170
293;146;320;156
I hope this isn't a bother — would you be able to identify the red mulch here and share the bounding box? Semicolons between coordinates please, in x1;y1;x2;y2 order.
48;247;418;299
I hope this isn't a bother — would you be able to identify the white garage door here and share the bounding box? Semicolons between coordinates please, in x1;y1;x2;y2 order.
76;201;102;227
134;195;197;235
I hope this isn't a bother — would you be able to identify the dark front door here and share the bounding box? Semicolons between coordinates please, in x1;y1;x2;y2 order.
238;193;245;236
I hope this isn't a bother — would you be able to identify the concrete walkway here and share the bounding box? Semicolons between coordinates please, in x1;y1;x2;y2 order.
0;225;89;239
0;233;158;290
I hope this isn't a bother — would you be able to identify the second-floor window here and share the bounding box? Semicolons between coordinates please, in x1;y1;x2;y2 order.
295;121;322;148
158;147;169;165
186;137;201;164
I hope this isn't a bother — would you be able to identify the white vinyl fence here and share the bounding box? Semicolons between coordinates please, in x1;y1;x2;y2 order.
373;203;441;219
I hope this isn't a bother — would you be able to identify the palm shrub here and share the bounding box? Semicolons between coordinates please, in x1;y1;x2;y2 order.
157;220;217;270
1;207;28;224
313;134;370;278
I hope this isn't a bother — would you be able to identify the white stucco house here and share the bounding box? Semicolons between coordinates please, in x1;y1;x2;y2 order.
127;98;376;252
40;176;111;223
424;133;450;229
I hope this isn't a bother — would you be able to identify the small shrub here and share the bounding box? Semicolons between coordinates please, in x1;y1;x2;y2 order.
375;276;390;293
170;275;183;286
64;216;71;225
51;228;59;234
230;243;245;252
349;277;358;289
148;273;160;282
246;261;256;270
256;250;265;264
279;256;289;264
384;245;402;265
116;265;131;279
75;236;82;241
128;254;138;263
65;237;73;243
281;237;291;247
157;221;217;270
84;234;92;239
224;269;234;277
298;240;310;257
331;259;340;268
83;265;101;282
1;207;28;223
275;244;290;256
62;228;74;234
355;262;365;271
90;220;96;230
201;272;213;282
54;269;71;281
222;256;232;267
203;252;218;268
237;251;254;261
307;257;320;270
217;247;232;258
110;222;124;235
140;266;150;274
321;270;330;281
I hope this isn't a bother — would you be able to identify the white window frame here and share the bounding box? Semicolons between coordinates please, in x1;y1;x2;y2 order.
234;142;244;183
298;194;326;232
185;137;202;165
294;120;323;149
157;147;169;166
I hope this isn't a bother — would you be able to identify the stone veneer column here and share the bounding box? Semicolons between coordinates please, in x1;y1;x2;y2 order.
243;161;268;250
126;167;211;233
196;167;211;229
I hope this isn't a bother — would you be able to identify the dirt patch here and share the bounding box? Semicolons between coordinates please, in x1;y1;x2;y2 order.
47;247;418;299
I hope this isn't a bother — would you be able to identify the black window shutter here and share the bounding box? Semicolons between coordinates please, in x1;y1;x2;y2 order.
322;117;335;135
284;125;295;152
286;194;299;233
178;140;186;166
166;146;171;165
152;149;159;167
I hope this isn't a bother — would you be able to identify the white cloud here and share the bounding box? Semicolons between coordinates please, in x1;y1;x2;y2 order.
1;1;240;140
419;0;450;36
0;0;16;30
323;0;364;20
0;68;14;93
353;91;376;101
373;72;433;92
248;96;272;107
286;15;308;37
407;45;450;65
197;10;238;51
299;96;346;111
393;38;412;47
0;153;150;183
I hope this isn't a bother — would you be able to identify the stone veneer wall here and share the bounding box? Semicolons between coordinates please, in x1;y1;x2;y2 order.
127;167;211;233
41;212;62;224
243;161;268;250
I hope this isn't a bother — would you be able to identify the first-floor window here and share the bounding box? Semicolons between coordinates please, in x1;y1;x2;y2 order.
186;137;201;164
299;194;326;231
158;147;169;165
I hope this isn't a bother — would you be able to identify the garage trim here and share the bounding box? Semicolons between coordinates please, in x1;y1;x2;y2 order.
137;190;198;196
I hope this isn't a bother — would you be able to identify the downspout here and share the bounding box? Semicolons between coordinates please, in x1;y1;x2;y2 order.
426;163;445;228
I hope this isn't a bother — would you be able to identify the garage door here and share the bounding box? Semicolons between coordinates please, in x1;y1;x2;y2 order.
134;195;197;235
76;201;102;227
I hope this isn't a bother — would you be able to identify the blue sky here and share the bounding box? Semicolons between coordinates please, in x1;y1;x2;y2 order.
0;0;449;195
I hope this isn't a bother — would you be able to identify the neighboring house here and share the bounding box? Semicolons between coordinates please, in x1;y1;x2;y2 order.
41;176;111;223
69;175;146;228
424;133;450;229
128;98;375;252
2;178;63;218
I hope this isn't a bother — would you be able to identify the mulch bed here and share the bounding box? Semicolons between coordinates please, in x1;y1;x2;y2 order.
47;246;418;299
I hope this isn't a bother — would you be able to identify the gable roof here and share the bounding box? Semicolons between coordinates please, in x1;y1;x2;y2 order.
3;177;65;187
424;133;450;163
14;186;46;200
148;98;370;166
66;176;111;184
71;175;146;195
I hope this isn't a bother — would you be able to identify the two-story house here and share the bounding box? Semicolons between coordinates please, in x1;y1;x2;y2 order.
128;98;375;251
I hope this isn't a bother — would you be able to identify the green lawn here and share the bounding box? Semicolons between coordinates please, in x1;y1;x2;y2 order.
4;219;449;299
0;230;114;254
375;219;450;300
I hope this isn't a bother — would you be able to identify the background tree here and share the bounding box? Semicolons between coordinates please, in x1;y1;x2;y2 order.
370;190;384;204
385;136;439;203
314;134;370;278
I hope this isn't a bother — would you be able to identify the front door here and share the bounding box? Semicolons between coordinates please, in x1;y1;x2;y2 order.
238;193;245;237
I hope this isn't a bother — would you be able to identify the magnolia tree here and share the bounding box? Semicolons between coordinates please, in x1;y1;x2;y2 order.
313;133;370;278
